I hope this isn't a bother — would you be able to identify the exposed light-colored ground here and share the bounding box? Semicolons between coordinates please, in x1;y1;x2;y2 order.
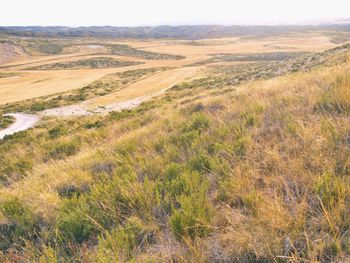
0;113;39;139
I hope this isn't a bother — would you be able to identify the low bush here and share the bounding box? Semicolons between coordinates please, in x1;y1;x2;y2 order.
0;197;38;247
170;192;214;240
0;115;15;129
48;125;68;138
56;197;95;244
47;139;81;160
95;216;157;262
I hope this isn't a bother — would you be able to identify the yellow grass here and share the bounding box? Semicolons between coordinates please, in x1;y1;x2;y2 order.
0;42;349;260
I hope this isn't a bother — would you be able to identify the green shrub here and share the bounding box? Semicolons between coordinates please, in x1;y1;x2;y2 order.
232;136;250;156
165;170;214;240
109;110;135;121
188;153;212;172
56;197;95;244
173;130;200;149
56;183;90;198
2;157;33;175
0;115;15;129
47;139;80;159
2;130;30;142
114;140;137;157
164;163;183;182
170;193;214;240
85;120;103;129
241;191;264;215
161;163;186;200
0;197;37;240
244;113;256;127
315;172;347;209
186;113;210;133
95;217;157;262
48;125;68;138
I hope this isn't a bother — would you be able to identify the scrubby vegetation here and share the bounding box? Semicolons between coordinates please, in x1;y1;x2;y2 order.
116;67;171;80
0;42;349;262
175;43;350;91
194;51;309;65
0;72;17;78
0;37;71;55
0;114;15;129
26;57;143;70
107;43;185;60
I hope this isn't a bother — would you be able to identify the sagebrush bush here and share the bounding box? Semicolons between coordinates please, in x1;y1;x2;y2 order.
56;197;95;244
47;139;81;160
0;197;37;248
95;216;157;262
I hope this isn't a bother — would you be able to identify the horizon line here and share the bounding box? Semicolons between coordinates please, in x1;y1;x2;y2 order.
1;17;350;28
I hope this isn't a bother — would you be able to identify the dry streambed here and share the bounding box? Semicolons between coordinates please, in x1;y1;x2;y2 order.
0;113;39;139
0;66;200;138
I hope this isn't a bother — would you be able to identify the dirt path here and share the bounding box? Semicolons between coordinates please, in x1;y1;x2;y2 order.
0;113;39;139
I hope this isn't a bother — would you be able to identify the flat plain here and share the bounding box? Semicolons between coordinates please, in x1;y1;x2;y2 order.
0;33;336;107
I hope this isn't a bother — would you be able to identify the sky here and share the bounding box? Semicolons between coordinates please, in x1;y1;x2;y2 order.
1;0;349;27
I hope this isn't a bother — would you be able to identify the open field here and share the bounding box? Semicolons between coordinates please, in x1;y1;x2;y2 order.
0;32;338;106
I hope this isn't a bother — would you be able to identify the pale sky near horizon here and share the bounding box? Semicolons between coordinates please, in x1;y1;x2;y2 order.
1;0;349;26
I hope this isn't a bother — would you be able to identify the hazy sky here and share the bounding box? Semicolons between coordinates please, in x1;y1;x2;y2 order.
1;0;349;26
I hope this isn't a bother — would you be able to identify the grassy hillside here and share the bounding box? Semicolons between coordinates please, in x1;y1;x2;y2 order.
0;45;349;262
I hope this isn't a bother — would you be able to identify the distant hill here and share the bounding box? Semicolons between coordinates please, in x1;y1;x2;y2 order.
1;24;350;39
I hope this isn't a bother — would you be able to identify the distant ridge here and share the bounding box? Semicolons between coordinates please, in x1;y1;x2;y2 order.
1;24;350;39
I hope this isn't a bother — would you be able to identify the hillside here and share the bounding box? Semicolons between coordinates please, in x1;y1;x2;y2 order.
0;40;349;262
1;24;350;39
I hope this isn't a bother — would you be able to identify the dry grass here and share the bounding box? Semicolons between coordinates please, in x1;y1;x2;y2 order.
0;46;349;261
83;66;202;109
0;33;349;262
